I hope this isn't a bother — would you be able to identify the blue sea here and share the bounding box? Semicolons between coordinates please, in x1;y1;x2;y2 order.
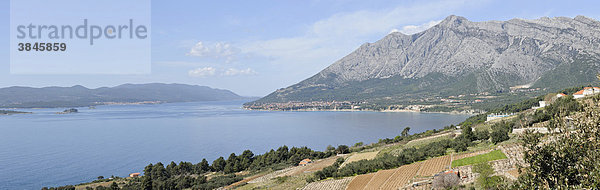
0;101;470;190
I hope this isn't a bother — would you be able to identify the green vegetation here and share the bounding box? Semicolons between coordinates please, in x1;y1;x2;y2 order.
532;56;600;90
473;128;489;142
460;85;587;128
377;128;444;144
451;150;507;167
309;124;503;181
530;95;582;123
490;122;512;144
353;142;363;147
401;127;410;137
309;157;345;182
44;146;334;190
335;145;350;154
511;94;600;189
473;162;506;189
459;114;487;127
320;139;453;180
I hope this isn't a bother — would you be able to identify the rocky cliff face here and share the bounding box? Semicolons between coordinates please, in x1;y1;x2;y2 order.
254;15;600;104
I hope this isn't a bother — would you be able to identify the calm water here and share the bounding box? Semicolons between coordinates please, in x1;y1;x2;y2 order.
0;101;469;190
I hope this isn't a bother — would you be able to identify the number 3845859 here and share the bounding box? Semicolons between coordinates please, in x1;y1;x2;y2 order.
18;43;67;51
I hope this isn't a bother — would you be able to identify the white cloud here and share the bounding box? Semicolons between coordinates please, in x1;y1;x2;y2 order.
188;67;217;77
394;20;442;35
154;61;210;67
188;67;257;77
187;41;240;63
223;68;257;76
388;28;401;34
241;0;482;71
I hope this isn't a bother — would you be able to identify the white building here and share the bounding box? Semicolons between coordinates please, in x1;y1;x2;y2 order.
539;101;547;108
574;87;600;99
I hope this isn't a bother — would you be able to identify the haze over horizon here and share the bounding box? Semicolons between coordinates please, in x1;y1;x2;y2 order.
1;0;599;96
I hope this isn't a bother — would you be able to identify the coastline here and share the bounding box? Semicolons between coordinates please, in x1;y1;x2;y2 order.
242;107;479;115
0;110;32;115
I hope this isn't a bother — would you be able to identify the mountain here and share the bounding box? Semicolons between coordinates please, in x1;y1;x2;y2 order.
249;15;600;109
0;83;244;108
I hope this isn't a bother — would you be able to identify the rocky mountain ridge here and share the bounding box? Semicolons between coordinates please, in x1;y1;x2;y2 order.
251;15;600;105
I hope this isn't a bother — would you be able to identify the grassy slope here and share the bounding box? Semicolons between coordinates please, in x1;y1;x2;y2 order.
451;150;508;167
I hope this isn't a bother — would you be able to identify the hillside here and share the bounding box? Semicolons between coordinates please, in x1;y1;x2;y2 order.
44;86;600;189
248;15;600;110
0;83;244;108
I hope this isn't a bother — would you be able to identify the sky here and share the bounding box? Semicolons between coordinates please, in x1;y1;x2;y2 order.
1;0;600;96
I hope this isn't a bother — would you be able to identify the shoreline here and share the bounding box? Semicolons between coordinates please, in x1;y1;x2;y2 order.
242;107;479;115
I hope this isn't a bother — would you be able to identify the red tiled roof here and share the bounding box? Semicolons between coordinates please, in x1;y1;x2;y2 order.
299;158;312;165
583;87;600;90
574;90;584;95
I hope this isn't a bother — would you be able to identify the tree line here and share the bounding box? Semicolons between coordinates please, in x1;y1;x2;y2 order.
308;124;510;182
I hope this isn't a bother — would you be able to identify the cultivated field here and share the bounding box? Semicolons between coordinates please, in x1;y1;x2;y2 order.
451;150;507;168
341;151;379;167
249;156;341;184
345;162;422;190
224;172;265;189
248;167;295;183
297;156;341;174
379;162;422;189
363;169;397;190
346;172;375;190
417;155;451;176
301;177;353;190
405;132;454;147
238;173;312;190
452;149;491;160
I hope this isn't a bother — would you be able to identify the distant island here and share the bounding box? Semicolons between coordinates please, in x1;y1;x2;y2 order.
0;110;31;115
0;83;248;108
56;108;78;114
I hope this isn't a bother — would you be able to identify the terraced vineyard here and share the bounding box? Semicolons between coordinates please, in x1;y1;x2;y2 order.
291;157;341;176
452;149;491;160
249;156;341;183
341;151;378;167
363;169;396;189
248;167;295;183
345;162;422;190
297;156;341;174
405;132;454;147
224;173;265;189
379;162;422;189
346;173;375;190
417;155;451;176
301;177;353;190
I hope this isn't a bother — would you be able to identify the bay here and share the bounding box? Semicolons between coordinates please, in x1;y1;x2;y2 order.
0;101;469;190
